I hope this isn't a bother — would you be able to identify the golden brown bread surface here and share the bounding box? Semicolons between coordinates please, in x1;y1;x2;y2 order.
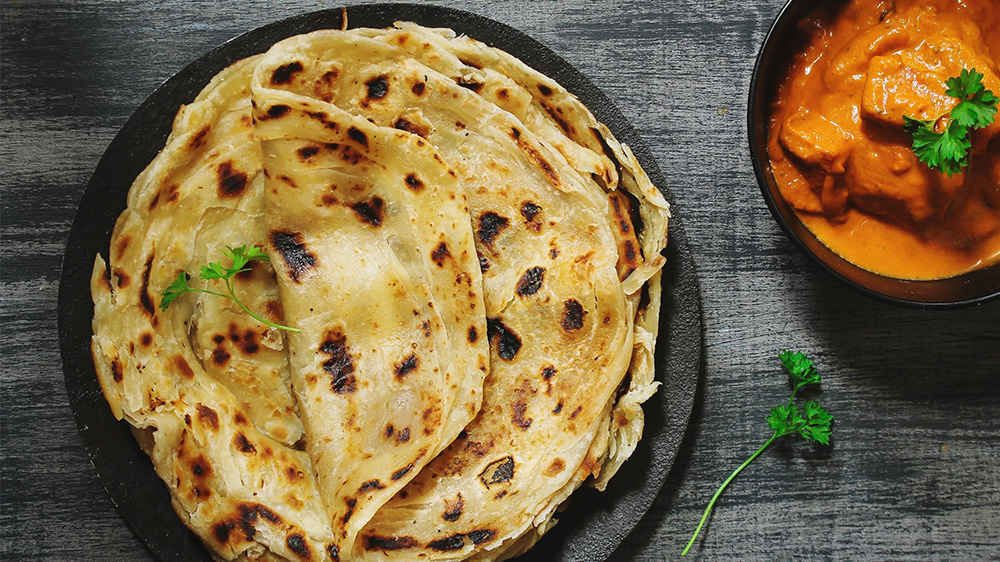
91;22;669;562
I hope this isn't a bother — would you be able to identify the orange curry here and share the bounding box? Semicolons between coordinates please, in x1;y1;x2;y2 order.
768;0;1000;280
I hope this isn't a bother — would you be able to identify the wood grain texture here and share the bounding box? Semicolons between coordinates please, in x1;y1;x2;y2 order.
2;1;998;561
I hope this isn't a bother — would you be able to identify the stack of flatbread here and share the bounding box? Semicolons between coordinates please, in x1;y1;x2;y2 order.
90;22;669;562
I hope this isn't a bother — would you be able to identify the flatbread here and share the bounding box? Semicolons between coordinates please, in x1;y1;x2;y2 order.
250;40;490;558
91;21;669;562
240;25;669;561
91;56;339;561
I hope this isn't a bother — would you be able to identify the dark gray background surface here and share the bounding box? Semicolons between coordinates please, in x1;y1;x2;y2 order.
2;1;998;561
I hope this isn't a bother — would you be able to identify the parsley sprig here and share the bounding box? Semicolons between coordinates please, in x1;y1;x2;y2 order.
681;350;833;556
160;245;299;332
903;68;998;177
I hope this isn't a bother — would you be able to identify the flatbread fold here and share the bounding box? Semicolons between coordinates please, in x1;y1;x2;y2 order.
91;21;669;562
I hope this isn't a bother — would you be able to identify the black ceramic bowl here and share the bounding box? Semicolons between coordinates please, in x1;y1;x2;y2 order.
748;0;1000;308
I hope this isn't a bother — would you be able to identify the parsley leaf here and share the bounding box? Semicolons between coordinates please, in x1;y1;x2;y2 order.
159;272;192;311
904;67;997;176
681;351;834;556
159;244;299;332
780;349;819;386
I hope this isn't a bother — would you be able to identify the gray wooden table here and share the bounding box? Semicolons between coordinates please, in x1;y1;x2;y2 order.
3;1;999;561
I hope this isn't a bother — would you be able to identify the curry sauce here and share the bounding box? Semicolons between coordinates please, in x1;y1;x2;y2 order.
768;0;1000;280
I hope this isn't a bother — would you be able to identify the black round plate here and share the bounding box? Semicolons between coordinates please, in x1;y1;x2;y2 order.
57;4;702;561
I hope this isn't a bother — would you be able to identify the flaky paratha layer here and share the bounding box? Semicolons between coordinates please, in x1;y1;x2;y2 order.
92;21;669;562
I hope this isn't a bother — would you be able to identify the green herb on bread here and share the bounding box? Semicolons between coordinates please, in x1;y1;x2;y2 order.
160;244;299;332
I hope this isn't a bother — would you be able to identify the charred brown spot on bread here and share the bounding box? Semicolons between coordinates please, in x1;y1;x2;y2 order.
394;117;413;132
422;406;442;435
297;145;319;161
537;83;554;96
212;346;231;367
96;262;113;293
196;404;220;430
364;535;418;551
188;125;210;150
397;427;410;443
138;254;156;316
609;193;629;234
320;328;356;394
350;196;384;227
306;111;340;132
359;479;386;493
478;255;491;272
392;463;413;481
545;458;566;476
347;126;368;148
384;424;394;438
394;353;419;380
428;534;465;551
541;102;572;134
271;231;317;282
216;161;248;198
286;533;311;559
442;493;464;522
229;324;260;354
164;183;180;203
569;405;583;419
173;355;194;379
552;401;563;414
411;81;426;96
326;544;341;561
456;77;483;92
511;380;535;430
115;235;131;260
404;172;424;192
467;325;478;343
234;433;256;454
271;61;304;85
560;299;586;331
191;454;212;479
234;411;248;425
147;191;160;211
212;521;234;544
487;317;521;361
319;65;340;85
431;241;451;266
511;127;559;185
343;497;357;524
463;438;493;458
110;357;124;383
497;88;510;100
542;365;557;395
515;266;545;296
467;528;497;546
365;75;390;100
477;211;509;248
285;467;303;481
479;455;515;488
263;104;291;119
139;331;152;347
623;239;637;263
520;201;542;231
